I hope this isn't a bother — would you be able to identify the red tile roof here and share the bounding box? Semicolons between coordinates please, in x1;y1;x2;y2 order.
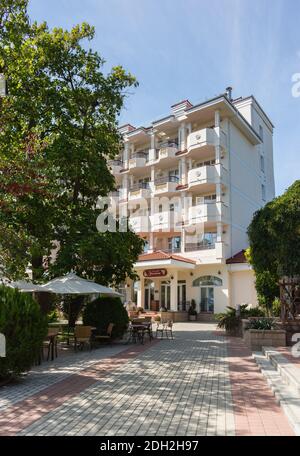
226;250;247;264
137;250;196;264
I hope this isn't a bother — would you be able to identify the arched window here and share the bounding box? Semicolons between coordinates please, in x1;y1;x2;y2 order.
192;275;222;287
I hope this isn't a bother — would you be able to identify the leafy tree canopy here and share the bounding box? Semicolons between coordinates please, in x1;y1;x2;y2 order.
0;0;144;284
247;180;300;279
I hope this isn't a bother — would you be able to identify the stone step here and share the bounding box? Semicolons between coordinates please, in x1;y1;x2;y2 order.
253;352;300;435
262;347;300;397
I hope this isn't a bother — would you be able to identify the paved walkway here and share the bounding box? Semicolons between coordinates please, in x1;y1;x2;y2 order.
0;323;294;436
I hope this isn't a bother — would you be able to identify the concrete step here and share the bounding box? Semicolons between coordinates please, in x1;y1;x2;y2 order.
262;347;300;397
253;352;300;435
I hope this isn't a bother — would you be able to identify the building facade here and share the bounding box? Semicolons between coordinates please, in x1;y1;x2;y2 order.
110;88;275;317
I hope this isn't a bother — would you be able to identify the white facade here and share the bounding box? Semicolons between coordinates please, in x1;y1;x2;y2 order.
111;90;275;316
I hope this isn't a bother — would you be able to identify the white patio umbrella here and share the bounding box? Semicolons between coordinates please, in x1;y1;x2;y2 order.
41;272;121;297
3;280;49;293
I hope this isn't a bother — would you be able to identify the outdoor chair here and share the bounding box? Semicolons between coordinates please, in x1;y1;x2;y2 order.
74;325;93;351
94;323;114;345
156;320;174;339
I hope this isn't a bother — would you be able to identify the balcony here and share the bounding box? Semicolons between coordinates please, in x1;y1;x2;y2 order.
154;175;179;195
128;182;151;202
188;202;229;225
187;128;216;153
128;151;148;169
129;215;150;233
108;159;123;175
158;142;178;161
150;211;181;232
184;242;215;252
187;164;228;190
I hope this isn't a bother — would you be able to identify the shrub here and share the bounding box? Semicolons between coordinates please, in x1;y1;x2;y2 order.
216;306;241;333
0;286;47;381
244;306;266;318
272;298;281;317
246;318;276;330
188;299;197;316
82;296;129;338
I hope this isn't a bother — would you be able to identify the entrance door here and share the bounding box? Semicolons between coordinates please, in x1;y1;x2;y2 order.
200;287;214;312
161;281;171;310
144;280;154;310
177;281;186;311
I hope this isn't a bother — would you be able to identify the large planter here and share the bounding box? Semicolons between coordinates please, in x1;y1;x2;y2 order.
159;311;189;322
243;329;286;351
188;314;197;321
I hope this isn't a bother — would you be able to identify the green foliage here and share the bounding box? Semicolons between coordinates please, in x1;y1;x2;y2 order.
248;181;300;320
248;180;300;279
0;285;47;380
272;298;281;317
246;318;276;331
216;306;244;332
82;296;129;338
255;271;279;312
0;1;143;285
47;308;59;323
216;304;266;332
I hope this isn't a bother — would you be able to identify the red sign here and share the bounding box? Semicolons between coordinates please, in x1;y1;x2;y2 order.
143;269;167;278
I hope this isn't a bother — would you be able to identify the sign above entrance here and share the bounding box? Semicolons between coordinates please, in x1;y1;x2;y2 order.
143;269;167;278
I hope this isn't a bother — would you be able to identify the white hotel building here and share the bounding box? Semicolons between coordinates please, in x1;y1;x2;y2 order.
110;88;275;318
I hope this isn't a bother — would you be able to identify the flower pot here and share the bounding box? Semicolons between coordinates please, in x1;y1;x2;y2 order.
189;315;197;321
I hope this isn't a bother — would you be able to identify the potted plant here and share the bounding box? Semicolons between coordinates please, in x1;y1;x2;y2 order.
188;299;198;321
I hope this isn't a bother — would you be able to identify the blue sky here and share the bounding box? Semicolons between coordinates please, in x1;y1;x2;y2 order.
28;0;300;196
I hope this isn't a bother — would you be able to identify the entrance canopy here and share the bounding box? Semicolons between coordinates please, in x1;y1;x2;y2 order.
135;250;196;270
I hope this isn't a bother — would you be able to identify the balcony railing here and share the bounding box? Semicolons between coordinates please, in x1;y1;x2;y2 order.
108;159;123;167
131;151;149;160
184;242;215;252
129;182;150;192
153;246;181;254
154;176;179;185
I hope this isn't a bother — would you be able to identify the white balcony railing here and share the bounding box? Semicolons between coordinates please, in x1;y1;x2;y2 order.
187;128;216;151
129;151;148;169
108;159;123;175
150;211;181;231
129;215;150;233
187;164;228;188
188;202;229;224
158;144;178;161
128;182;151;201
154;175;179;195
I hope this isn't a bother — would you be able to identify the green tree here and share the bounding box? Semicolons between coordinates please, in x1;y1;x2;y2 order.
247;180;300;319
0;1;143;294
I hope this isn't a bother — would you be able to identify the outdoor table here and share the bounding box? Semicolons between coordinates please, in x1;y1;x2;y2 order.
130;322;152;344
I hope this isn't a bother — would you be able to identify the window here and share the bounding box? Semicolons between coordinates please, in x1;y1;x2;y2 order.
259;125;264;142
261;184;266;201
143;240;149;253
192;276;223;287
168;236;181;252
195;158;215;168
260;155;265;173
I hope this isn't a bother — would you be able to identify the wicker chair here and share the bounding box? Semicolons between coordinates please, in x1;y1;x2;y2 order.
94;323;114;345
74;326;93;351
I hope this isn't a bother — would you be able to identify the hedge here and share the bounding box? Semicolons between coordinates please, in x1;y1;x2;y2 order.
0;286;47;381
